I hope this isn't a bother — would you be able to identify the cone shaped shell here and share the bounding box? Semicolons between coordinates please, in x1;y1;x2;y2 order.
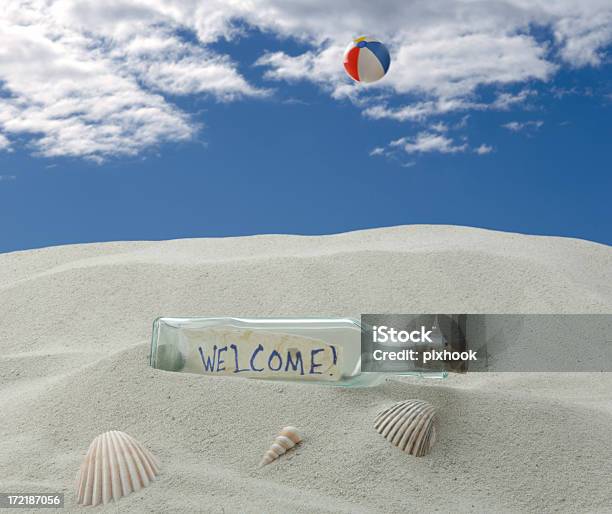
259;426;301;467
374;399;437;457
76;430;160;506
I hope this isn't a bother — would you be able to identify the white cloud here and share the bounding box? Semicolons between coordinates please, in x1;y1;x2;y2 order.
454;115;470;129
363;103;435;122
0;174;16;181
474;144;494;155
363;98;481;122
362;88;540;122
383;33;554;98
116;33;268;100
430;122;449;133
0;133;10;150
0;0;611;160
492;89;537;110
372;132;495;162
502;120;544;132
369;147;386;157
251;1;610;120
390;132;467;154
0;1;265;161
554;11;612;66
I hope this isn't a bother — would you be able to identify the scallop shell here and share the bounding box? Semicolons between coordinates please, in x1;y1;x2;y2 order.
374;399;437;457
76;430;160;506
259;426;302;467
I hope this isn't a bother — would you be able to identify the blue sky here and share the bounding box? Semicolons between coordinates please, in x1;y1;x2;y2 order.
0;1;610;252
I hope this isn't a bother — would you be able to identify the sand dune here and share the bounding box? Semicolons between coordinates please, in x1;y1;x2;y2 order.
0;225;611;513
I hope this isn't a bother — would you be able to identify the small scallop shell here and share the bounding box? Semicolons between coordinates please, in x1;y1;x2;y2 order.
374;399;437;457
259;426;302;467
76;430;160;506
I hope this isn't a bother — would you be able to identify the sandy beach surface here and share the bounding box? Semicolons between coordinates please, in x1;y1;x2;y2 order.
1;225;611;513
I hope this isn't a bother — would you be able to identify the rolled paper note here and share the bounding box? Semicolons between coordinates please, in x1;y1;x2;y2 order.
185;327;342;381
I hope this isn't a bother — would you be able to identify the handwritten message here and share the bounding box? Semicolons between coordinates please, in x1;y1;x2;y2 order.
180;328;341;381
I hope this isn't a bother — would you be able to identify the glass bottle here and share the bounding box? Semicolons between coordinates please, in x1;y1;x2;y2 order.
150;317;448;387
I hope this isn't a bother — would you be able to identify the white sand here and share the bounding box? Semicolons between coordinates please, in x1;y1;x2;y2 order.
0;225;611;513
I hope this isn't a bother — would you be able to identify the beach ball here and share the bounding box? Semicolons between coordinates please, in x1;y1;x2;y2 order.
343;36;391;83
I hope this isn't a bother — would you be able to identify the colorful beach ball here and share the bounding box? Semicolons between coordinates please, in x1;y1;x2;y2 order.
343;36;391;83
